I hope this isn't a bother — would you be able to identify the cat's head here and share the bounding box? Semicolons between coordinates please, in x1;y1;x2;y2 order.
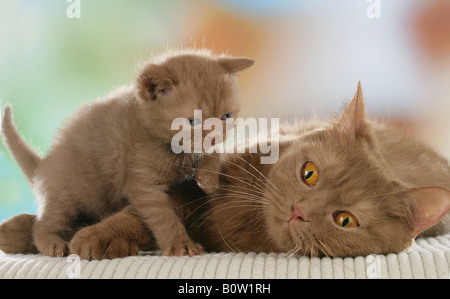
263;82;450;257
134;48;254;150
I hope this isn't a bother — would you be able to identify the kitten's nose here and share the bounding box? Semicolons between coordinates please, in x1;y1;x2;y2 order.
289;204;306;223
205;130;222;145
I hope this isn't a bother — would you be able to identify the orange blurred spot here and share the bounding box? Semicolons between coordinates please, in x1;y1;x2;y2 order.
413;0;450;61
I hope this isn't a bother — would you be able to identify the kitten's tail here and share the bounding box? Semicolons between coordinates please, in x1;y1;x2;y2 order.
1;105;41;182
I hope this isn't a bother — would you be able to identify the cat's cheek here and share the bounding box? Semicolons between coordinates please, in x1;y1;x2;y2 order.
265;211;292;250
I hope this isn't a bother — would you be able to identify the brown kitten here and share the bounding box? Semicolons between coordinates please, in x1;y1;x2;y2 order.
0;48;254;257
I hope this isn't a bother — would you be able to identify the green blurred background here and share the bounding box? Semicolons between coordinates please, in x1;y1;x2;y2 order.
1;0;450;222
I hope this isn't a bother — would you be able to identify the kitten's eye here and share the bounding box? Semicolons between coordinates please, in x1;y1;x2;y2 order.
156;87;172;96
300;161;319;186
160;88;172;96
221;113;233;121
187;118;201;126
334;212;359;228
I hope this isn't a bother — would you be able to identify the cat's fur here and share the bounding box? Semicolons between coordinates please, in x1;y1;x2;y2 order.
1;82;449;259
0;48;255;257
203;83;450;256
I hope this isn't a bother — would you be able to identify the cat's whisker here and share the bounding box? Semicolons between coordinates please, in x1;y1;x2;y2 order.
217;223;240;253
219;154;282;197
193;201;265;229
194;160;271;197
233;155;283;196
200;152;278;197
214;187;270;204
185;193;268;224
194;200;265;224
313;234;335;258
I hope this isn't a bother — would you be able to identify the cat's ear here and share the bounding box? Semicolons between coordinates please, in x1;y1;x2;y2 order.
339;81;366;138
402;186;450;238
218;57;255;74
136;64;176;101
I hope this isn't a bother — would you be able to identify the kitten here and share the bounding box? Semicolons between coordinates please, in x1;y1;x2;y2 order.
1;82;449;259
0;48;254;257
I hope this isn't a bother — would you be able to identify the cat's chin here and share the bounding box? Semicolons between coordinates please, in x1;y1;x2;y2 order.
265;213;301;253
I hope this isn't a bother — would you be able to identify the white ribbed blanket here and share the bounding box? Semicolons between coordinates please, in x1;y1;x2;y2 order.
1;234;449;279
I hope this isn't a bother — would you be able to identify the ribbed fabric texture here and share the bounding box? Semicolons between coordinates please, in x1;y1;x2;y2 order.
0;234;448;279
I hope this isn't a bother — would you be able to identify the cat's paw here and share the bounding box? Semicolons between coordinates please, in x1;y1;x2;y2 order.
69;226;139;260
161;241;203;257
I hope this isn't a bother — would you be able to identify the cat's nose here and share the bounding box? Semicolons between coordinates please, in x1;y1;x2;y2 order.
289;204;306;223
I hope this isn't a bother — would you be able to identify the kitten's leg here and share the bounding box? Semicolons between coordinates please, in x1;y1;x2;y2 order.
32;209;75;257
69;206;154;260
127;185;203;256
196;153;221;194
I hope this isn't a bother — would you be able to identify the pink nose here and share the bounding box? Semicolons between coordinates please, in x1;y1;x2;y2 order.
289;204;306;223
205;130;222;145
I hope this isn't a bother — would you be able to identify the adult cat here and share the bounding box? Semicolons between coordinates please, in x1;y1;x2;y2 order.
0;82;449;259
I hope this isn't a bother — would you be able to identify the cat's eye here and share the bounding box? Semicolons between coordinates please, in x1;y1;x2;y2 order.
187;118;201;126
334;212;359;228
221;113;233;121
300;161;319;186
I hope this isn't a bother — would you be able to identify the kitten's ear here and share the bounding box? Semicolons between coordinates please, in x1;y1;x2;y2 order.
136;64;176;101
402;187;450;238
218;57;255;74
339;81;366;138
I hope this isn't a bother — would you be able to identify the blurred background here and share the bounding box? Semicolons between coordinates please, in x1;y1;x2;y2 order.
1;0;449;222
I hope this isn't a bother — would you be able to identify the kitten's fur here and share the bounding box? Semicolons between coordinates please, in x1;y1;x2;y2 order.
1;82;449;259
0;48;254;257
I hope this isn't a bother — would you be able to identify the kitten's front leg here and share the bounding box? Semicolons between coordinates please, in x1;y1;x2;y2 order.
69;206;154;260
126;184;203;256
196;153;222;194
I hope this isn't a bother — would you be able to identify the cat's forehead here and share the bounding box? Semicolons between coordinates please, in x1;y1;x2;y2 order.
281;128;390;189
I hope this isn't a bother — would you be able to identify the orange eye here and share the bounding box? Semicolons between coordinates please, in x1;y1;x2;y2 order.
300;161;319;186
334;212;359;228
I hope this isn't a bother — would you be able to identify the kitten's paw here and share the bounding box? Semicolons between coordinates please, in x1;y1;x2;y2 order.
69;226;139;260
198;183;220;195
45;241;68;257
196;171;219;194
161;241;203;257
